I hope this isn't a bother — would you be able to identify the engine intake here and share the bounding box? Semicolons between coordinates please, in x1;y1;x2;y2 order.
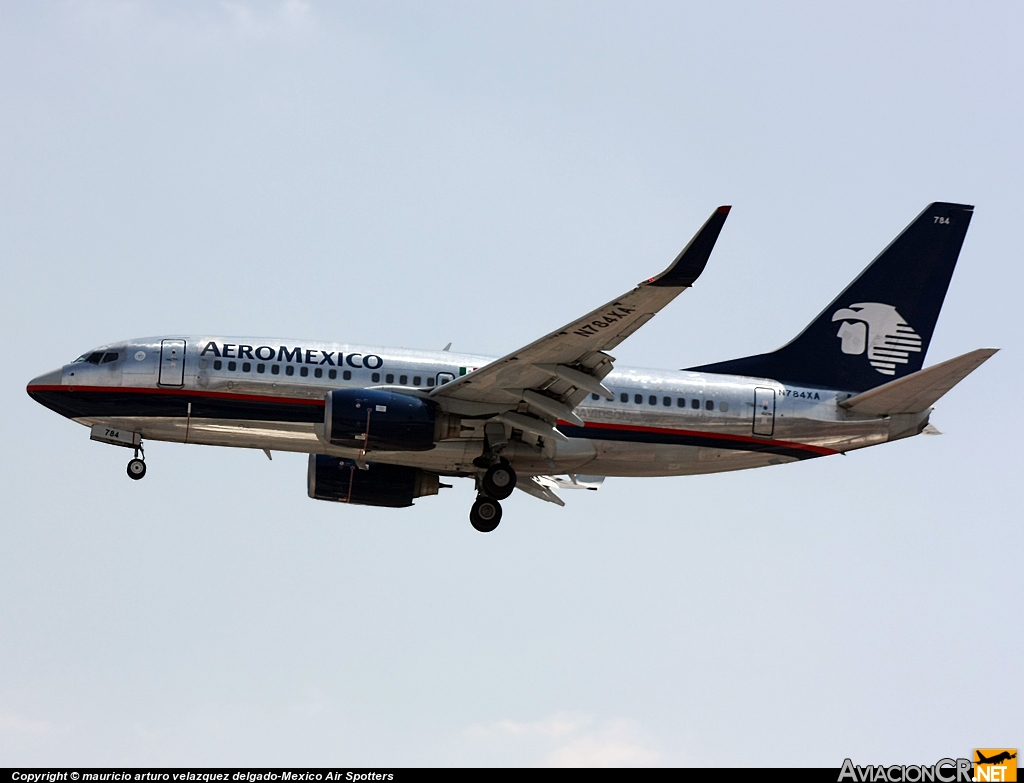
307;455;440;508
324;388;459;451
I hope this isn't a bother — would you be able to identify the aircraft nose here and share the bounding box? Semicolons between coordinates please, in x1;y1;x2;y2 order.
28;367;63;388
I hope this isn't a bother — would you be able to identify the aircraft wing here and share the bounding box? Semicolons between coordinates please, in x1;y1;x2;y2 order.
430;206;731;431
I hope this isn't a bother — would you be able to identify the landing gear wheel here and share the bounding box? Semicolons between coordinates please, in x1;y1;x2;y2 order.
127;458;147;480
482;462;517;500
470;495;502;533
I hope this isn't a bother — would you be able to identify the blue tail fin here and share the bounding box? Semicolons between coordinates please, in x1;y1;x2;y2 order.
689;202;974;392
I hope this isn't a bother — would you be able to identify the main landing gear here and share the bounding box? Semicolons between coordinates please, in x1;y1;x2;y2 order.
482;461;516;500
470;495;502;533
126;445;147;481
469;458;517;533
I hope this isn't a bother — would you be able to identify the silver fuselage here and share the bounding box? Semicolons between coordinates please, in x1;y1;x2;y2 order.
27;336;928;478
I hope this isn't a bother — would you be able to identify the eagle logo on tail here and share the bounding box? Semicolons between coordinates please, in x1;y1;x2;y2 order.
831;303;922;376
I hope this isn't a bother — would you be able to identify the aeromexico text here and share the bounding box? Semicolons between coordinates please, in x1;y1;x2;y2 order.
200;342;384;370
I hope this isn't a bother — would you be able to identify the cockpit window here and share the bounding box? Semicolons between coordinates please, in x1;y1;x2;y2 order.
73;350;119;364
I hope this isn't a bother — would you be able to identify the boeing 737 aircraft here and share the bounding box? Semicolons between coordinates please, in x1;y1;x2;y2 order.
27;203;996;531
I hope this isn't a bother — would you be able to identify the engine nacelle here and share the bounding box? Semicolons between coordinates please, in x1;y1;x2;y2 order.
324;388;459;451
307;455;440;508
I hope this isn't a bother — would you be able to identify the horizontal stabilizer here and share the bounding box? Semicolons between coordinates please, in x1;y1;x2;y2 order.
517;477;566;506
840;348;998;415
516;474;607;506
545;474;606;491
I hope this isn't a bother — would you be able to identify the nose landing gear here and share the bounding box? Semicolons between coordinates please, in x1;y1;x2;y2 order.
126;445;147;480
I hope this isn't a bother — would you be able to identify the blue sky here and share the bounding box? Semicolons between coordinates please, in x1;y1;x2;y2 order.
1;0;1020;766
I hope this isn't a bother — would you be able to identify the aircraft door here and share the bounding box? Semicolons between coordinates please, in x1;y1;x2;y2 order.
436;372;455;386
753;387;775;437
159;339;186;386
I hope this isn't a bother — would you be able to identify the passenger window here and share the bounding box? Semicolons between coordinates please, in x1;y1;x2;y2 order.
285;365;294;376
328;369;337;379
342;370;351;380
691;398;700;409
721;401;729;412
313;367;321;378
592;393;600;401
101;352;119;364
413;376;422;386
386;374;394;384
228;361;237;371
242;362;251;372
677;398;685;408
271;365;280;375
663;396;671;406
371;372;380;383
648;395;656;405
634;394;642;404
400;375;408;385
300;366;308;377
620;393;628;403
427;377;435;387
257;364;266;373
706;400;714;411
213;360;222;370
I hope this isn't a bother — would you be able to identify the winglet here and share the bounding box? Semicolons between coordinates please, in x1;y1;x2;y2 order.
645;205;731;288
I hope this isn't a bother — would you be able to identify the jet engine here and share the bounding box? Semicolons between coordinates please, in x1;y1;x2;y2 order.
323;388;459;451
307;455;440;508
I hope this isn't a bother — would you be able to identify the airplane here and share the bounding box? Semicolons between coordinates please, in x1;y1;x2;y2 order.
26;202;997;532
976;752;1017;765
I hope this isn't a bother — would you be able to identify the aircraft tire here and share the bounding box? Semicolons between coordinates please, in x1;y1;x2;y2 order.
470;496;502;533
127;458;147;480
482;462;516;500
